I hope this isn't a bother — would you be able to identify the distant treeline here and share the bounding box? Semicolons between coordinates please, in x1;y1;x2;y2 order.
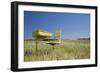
77;38;90;40
24;38;90;41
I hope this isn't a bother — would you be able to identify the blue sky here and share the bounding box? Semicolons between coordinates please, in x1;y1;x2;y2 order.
24;11;90;39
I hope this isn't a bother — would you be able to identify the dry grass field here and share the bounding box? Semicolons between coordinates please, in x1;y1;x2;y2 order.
24;39;90;62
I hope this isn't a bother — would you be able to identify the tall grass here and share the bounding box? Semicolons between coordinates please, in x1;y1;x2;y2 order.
24;40;90;62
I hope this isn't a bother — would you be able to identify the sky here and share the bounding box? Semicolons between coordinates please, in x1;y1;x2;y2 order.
24;11;90;39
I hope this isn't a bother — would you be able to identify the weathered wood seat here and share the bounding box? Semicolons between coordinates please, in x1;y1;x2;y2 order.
43;39;60;45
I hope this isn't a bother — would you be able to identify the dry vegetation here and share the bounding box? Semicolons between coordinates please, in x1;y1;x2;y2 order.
24;39;90;62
